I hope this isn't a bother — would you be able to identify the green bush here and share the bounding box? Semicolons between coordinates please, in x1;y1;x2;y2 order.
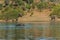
16;0;24;5
0;7;24;20
26;4;31;10
16;7;25;16
50;4;60;18
48;3;56;9
37;2;48;11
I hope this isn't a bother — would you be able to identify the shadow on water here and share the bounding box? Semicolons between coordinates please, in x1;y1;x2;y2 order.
16;23;25;26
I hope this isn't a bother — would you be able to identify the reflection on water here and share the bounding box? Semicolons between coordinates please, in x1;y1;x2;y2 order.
0;22;60;40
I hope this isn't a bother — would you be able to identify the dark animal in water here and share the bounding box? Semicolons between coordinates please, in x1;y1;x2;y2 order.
16;24;25;26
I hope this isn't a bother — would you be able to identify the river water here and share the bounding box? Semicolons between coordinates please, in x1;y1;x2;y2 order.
0;22;60;40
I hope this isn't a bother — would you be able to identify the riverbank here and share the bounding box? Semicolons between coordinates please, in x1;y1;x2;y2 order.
18;9;51;22
18;9;60;23
0;9;60;23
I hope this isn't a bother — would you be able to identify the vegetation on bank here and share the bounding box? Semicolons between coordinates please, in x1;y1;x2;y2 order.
50;4;60;18
0;0;60;22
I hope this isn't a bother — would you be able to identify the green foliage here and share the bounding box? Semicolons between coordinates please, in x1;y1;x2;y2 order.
10;0;24;7
37;2;48;11
0;7;24;20
50;4;60;17
48;3;56;9
16;7;25;16
0;0;26;21
16;0;24;5
0;4;2;10
25;4;31;10
37;2;56;11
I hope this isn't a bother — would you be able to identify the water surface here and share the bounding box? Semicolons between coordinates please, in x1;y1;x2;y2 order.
0;22;60;40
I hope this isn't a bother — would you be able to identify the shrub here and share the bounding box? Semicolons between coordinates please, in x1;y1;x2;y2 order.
37;2;48;11
50;4;60;18
26;4;31;10
16;0;24;5
48;3;56;9
0;7;24;20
